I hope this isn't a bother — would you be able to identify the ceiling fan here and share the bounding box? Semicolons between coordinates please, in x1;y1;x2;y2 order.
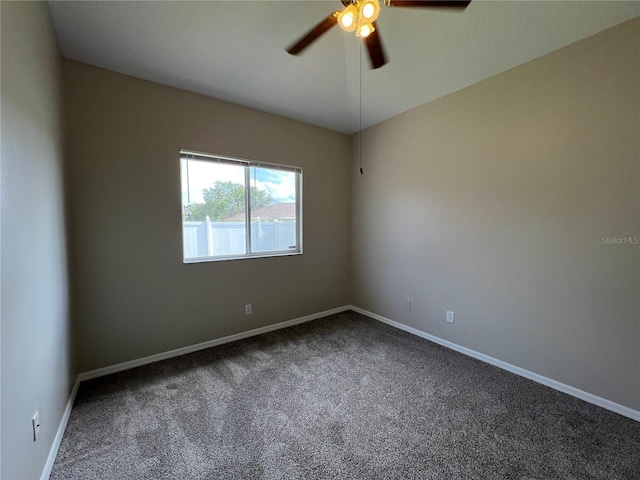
286;0;472;70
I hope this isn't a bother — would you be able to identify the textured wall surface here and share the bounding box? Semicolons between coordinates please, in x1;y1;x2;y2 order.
63;61;352;372
1;2;73;478
351;18;640;410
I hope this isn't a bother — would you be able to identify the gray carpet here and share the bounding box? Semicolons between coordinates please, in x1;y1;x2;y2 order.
51;311;640;479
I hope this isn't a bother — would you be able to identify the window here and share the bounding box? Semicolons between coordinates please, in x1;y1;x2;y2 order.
180;150;302;262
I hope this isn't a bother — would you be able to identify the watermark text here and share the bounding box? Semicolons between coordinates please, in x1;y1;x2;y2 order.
602;236;639;245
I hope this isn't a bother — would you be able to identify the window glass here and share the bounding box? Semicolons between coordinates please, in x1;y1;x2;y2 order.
250;167;297;254
181;152;302;262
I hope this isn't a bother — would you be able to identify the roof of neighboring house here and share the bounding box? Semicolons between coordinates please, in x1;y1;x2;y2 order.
225;202;296;221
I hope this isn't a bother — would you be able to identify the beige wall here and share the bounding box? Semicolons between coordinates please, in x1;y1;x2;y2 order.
63;61;352;372
1;8;636;478
1;2;73;479
351;18;640;410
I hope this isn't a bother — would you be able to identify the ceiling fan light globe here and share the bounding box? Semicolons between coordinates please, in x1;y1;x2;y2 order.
362;3;375;18
338;5;358;31
356;22;375;38
341;13;354;28
360;0;380;22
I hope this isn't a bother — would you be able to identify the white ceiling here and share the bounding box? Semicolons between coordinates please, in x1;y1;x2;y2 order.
48;1;639;134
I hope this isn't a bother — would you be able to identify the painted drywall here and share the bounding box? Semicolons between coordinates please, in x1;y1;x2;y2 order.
1;2;73;479
63;61;352;372
351;18;640;410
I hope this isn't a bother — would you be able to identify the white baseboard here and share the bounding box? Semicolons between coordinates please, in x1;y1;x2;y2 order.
349;305;639;422
44;305;351;479
41;378;81;480
78;305;351;382
43;303;638;479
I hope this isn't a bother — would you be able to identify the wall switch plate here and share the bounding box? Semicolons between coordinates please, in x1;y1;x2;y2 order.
405;299;412;309
446;311;455;323
32;412;40;441
245;304;252;315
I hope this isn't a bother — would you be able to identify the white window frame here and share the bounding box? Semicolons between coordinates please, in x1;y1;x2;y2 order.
180;149;303;263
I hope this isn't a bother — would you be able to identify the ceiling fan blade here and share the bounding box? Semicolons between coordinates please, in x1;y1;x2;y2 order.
365;23;387;69
386;0;471;8
286;12;339;56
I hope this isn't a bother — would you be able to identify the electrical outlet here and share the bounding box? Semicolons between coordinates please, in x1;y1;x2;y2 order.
405;299;412;309
245;304;252;315
446;310;455;324
32;412;40;441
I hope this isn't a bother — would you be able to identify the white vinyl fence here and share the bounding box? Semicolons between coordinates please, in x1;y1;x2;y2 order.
183;221;296;258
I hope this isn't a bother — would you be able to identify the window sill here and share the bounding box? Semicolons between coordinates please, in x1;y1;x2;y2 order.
183;250;303;264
